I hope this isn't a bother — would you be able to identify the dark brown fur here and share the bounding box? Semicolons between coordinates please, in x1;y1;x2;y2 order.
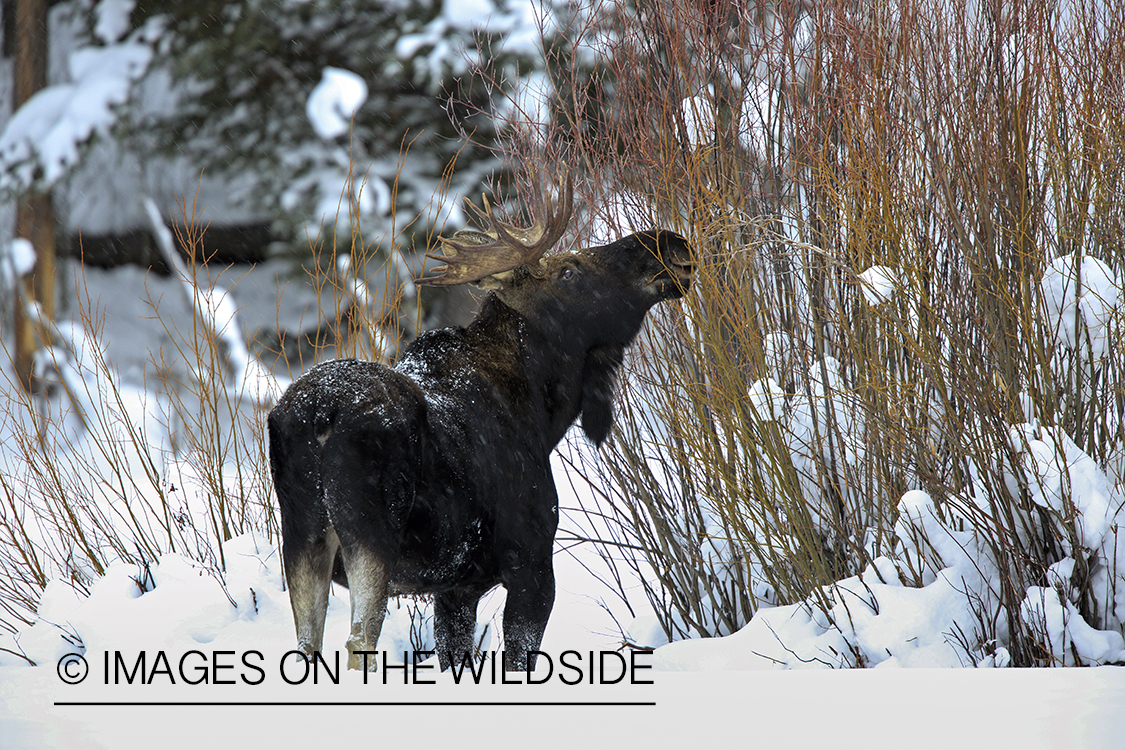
268;230;691;670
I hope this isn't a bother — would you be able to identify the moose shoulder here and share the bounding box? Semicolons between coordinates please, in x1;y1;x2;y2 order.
268;180;692;671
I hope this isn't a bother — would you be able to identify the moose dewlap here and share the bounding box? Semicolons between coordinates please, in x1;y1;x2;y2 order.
268;177;692;671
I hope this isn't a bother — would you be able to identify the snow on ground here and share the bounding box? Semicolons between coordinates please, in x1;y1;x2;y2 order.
2;659;1124;749
1;462;1124;748
2;455;1124;749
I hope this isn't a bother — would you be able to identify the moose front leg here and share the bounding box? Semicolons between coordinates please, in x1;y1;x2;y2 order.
501;557;555;672
434;587;487;671
340;545;390;671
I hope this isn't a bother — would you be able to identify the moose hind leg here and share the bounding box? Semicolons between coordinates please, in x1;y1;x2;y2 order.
285;528;339;658
340;545;390;671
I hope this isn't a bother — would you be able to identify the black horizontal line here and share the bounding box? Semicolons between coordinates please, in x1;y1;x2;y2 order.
55;701;656;707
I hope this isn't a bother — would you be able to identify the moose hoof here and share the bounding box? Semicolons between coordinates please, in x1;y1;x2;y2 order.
346;640;377;671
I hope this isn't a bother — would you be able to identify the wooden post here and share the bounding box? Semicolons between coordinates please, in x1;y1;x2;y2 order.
11;0;57;391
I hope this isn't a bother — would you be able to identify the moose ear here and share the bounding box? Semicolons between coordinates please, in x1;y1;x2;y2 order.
580;344;625;447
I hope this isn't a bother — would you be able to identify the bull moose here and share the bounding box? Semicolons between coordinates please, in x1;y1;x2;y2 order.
268;175;693;671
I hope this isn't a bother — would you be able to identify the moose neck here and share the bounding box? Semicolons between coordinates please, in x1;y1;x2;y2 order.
469;294;627;451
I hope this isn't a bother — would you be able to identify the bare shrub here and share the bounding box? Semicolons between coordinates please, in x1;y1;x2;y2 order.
541;0;1124;660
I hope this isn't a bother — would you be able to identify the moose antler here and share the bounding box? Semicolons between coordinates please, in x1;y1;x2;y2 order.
417;172;574;287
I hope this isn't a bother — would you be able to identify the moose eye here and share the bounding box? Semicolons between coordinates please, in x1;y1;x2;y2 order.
560;267;576;281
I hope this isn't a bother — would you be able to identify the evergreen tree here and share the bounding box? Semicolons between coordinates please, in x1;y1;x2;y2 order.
127;0;562;251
